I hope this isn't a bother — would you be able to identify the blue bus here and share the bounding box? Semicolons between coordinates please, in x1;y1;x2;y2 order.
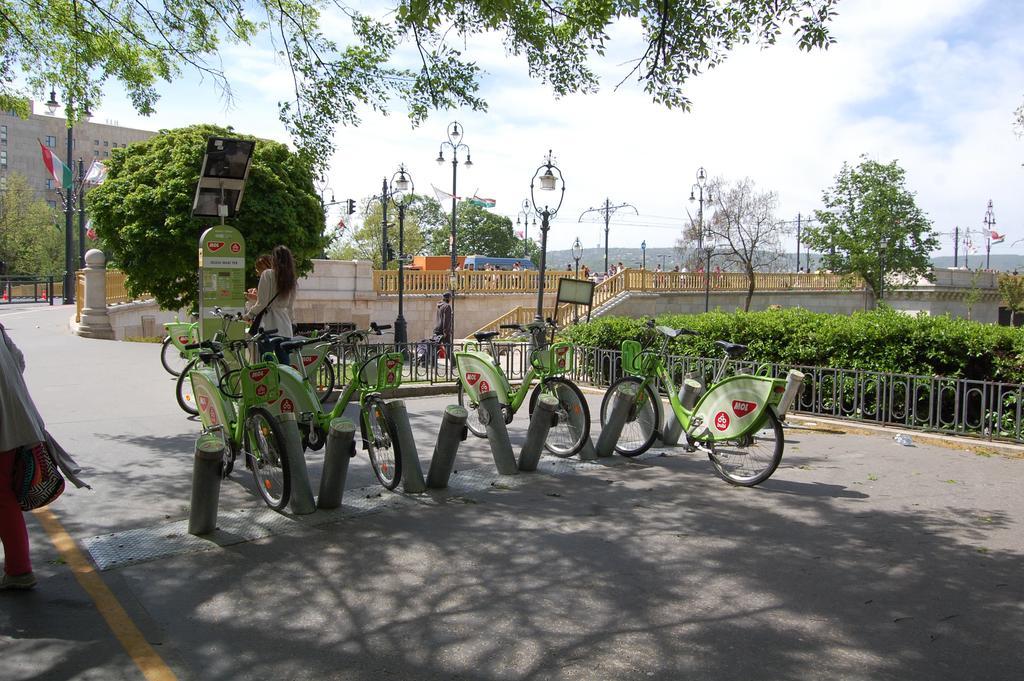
462;255;537;271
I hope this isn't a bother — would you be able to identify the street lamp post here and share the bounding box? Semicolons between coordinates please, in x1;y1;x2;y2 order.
703;241;716;313
571;237;583;324
436;121;472;338
878;237;888;302
45;89;81;305
383;164;414;347
578;199;637;275
516;199;536;258
689;167;713;311
530;150;566;323
640;240;647;270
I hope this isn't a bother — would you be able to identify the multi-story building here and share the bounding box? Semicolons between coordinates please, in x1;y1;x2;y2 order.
0;100;155;208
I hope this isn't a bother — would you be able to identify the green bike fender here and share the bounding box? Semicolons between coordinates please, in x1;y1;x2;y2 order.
691;375;775;440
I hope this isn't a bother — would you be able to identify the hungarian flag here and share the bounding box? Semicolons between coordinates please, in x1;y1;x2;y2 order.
990;230;1005;244
84;159;108;185
468;195;496;208
39;139;72;190
432;184;460;204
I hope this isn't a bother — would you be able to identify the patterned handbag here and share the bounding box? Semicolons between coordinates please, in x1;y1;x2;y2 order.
12;442;65;511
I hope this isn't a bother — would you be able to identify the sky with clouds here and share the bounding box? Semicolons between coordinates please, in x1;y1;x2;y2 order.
87;0;1024;258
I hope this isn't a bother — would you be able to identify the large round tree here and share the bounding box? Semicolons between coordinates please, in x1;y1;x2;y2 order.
89;124;327;311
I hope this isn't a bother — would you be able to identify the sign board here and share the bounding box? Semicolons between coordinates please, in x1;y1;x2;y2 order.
198;225;246;340
191;138;255;218
556;278;595;307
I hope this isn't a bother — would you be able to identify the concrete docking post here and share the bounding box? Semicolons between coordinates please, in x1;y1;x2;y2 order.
317;418;355;509
519;394;558;471
477;390;518;475
277;412;316;515
426;405;469;489
188;434;224;535
662;378;702;446
596;381;638;457
385;400;426;493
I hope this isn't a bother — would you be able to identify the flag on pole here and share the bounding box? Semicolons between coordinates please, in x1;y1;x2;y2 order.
83;159;108;185
38;139;72;190
432;184;460;204
85;218;97;240
515;230;524;238
990;230;1005;244
467;195;496;208
336;216;346;232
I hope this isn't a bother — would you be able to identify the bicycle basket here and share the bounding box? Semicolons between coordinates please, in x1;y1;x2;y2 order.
240;361;281;406
359;352;404;391
621;341;658;376
530;342;572;375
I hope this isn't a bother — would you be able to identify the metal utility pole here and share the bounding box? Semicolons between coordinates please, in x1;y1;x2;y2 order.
578;198;637;274
795;213;802;272
953;226;959;268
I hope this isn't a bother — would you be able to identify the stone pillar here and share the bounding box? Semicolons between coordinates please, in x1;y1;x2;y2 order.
78;249;115;339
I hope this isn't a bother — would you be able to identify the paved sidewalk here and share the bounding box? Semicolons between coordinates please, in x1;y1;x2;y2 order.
1;304;1022;680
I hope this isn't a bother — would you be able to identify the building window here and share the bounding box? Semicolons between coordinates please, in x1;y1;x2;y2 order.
47;200;57;209
0;175;7;191
45;135;57;147
103;140;108;147
45;178;55;190
0;150;6;169
94;139;99;146
0;124;7;144
103;151;109;157
93;150;99;156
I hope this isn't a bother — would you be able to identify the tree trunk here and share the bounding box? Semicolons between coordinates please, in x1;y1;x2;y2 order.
744;266;755;312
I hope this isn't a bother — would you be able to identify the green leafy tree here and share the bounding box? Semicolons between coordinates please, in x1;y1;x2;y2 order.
0;1;839;166
330;195;431;269
804;156;939;297
0;173;63;275
425;201;537;260
88;124;327;311
999;274;1024;326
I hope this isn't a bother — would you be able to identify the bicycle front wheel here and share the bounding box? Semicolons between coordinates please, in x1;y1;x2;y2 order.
161;337;191;377
707;408;784;487
600;377;660;457
363;396;402;490
244;406;291;510
315;360;335;405
456;381;487;438
530;378;591;457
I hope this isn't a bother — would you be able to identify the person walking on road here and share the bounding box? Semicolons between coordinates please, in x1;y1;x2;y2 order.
0;322;87;591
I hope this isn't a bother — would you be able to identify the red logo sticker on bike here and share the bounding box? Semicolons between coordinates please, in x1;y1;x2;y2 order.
466;372;480;386
732;400;757;417
386;372;395;384
230;242;240;253
302;355;317;366
281;398;294;413
715;411;731;431
178;335;190;344
249;368;270;382
256;384;267;397
207;241;225;251
479;380;490;393
386;359;399;370
198;395;209;412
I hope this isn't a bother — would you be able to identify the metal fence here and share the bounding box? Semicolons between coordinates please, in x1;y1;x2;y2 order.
0;276;56;305
343;340;1024;443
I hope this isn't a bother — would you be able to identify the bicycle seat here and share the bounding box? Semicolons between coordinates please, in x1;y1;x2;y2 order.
474;331;500;342
715;340;748;358
278;338;309;353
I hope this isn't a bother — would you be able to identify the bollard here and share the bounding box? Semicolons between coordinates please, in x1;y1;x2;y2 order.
385;400;426;493
477;390;518;475
317;418;356;509
596;381;638;457
277;412;316;515
577;435;599;460
427;405;469;489
662;379;702;446
188;433;224;535
519;394;558;471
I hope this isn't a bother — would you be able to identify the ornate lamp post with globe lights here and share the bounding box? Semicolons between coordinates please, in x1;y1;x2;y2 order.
382;164;414;346
529;150;566;323
436;121;472;335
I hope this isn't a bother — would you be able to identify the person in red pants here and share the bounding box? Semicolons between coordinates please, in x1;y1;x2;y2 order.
1;322;87;591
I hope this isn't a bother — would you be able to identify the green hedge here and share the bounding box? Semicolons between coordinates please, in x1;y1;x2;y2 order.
560;307;1024;384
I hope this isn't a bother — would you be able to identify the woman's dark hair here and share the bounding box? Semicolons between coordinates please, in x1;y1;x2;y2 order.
272;245;296;296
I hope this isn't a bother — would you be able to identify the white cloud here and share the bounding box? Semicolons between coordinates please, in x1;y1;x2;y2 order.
89;0;1024;258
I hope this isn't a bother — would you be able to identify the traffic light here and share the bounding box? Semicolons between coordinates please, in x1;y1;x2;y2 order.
345;198;356;215
385;243;396;264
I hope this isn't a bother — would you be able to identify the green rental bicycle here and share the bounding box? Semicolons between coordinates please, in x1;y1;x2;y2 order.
183;334;292;509
601;322;803;486
456;319;591;457
267;322;404;490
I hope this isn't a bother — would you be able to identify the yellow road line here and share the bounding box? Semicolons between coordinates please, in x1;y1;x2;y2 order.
34;508;178;681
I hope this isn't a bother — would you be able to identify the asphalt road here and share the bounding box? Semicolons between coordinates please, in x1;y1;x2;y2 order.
1;303;1022;681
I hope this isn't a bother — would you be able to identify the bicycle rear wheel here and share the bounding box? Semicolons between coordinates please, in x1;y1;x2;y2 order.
244;406;291;510
600;377;660;457
363;396;402;490
530;378;590;457
161;337;190;377
314;360;335;405
456;381;487;437
707;408;784;487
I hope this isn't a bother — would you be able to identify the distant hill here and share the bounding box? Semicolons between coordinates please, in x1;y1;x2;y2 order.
544;247;1024;273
